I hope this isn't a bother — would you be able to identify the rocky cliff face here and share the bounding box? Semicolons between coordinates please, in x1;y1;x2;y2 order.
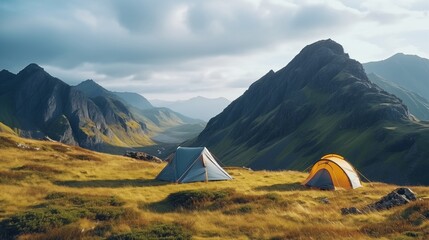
193;39;429;185
0;64;150;150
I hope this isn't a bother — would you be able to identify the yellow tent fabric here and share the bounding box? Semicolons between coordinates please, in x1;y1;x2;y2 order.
302;154;362;190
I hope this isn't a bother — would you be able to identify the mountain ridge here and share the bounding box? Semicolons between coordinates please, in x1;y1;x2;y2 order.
363;53;429;100
151;96;231;121
191;39;429;185
0;64;204;156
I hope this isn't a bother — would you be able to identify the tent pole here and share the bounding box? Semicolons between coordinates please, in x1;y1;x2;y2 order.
202;155;208;183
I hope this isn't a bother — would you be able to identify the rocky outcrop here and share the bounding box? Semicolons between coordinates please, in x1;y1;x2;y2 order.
341;188;417;215
124;151;163;163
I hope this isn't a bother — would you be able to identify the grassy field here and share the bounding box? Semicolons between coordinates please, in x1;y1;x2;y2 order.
0;132;428;239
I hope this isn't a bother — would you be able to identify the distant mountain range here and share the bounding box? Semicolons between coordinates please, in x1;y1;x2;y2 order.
151;96;231;121
191;39;429;185
366;73;429;120
364;53;429;100
363;54;429;121
0;65;204;155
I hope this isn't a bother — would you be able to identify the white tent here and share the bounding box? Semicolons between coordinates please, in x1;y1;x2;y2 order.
156;147;232;183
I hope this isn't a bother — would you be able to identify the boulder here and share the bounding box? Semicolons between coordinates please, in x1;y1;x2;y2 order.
366;188;417;211
341;207;362;215
124;151;163;163
341;188;417;215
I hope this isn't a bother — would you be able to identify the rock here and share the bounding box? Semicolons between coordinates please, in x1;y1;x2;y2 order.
366;188;417;211
342;188;418;215
341;207;362;215
124;151;163;163
320;197;330;204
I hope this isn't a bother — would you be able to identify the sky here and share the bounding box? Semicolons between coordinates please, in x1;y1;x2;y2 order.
1;0;428;101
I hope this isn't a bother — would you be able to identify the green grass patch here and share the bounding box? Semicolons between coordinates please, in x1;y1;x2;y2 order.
0;170;28;184
67;153;101;161
0;136;17;148
0;207;86;237
149;188;285;213
108;223;192;240
0;192;131;239
12;164;63;174
400;201;429;226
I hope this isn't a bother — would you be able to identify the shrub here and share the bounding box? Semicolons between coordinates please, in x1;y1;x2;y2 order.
0;192;131;238
166;189;234;209
224;205;254;215
68;154;100;161
401;201;429;226
0;136;17;148
161;188;285;212
92;223;113;237
0;170;28;184
12;164;63;174
0;207;85;237
45;192;125;208
91;207;125;221
108;223;192;240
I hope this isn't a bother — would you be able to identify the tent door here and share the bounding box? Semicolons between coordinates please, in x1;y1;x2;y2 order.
306;169;334;190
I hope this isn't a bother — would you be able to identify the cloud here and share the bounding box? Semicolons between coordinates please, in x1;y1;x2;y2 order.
1;0;428;100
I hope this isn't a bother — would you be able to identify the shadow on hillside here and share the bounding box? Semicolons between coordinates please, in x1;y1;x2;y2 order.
54;179;169;188
254;182;307;192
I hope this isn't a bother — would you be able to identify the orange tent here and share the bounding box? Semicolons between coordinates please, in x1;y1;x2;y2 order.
302;154;362;190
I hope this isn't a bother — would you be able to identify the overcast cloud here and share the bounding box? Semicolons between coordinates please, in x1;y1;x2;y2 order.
1;0;428;100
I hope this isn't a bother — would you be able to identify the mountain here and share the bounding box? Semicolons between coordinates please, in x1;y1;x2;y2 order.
75;80;153;110
0;64;153;151
113;91;153;110
74;80;205;147
151;96;231;121
363;53;429;100
0;64;204;156
191;39;429;185
367;73;429;120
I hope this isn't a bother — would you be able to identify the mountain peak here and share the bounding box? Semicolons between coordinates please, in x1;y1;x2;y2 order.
79;79;101;87
24;63;43;71
18;63;45;76
301;39;345;56
74;79;111;98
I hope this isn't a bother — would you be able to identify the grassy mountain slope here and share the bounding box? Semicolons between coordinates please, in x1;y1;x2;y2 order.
0;66;205;156
363;53;429;100
0;64;154;152
367;73;429;120
74;80;205;153
192;39;429;185
0;132;428;239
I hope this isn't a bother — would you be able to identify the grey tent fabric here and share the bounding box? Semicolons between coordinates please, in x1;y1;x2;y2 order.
305;169;334;190
156;147;233;183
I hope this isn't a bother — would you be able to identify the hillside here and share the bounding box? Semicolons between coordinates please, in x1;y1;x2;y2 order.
363;53;429;100
192;39;429;185
74;79;205;154
0;64;152;150
367;73;429;120
0;67;204;156
151;96;231;121
0;132;428;239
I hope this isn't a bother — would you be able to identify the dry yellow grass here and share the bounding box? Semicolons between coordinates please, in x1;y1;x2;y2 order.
0;132;428;239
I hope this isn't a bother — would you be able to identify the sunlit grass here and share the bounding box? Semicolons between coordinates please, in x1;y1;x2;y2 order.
0;132;428;239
